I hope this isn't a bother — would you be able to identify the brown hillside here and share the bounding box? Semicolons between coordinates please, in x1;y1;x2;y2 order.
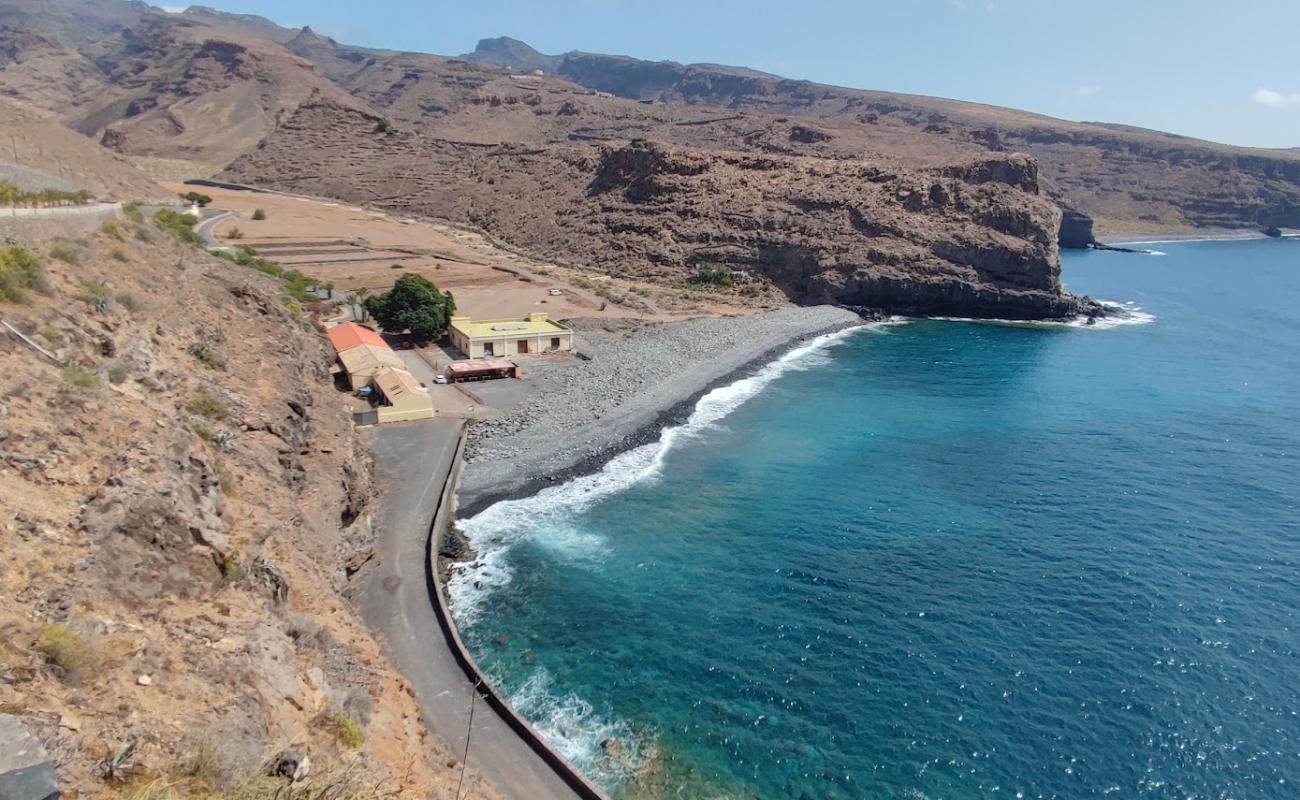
225;99;1095;319
0;216;495;798
0;95;165;200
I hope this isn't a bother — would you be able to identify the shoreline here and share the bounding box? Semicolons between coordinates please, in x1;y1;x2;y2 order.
1096;228;1297;246
454;306;865;520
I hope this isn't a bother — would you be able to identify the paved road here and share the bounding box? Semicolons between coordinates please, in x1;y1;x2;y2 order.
361;420;578;800
195;210;234;246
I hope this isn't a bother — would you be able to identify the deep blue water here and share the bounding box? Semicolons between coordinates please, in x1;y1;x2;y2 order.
451;239;1300;799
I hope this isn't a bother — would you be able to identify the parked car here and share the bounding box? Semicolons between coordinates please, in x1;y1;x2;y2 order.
433;374;449;385
548;288;563;296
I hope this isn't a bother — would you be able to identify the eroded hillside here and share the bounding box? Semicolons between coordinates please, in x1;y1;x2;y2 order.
225;100;1096;319
0;216;494;799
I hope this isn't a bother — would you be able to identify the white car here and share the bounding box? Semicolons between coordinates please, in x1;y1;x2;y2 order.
433;374;449;385
548;288;563;296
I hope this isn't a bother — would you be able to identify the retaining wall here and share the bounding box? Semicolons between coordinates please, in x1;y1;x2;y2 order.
426;424;610;800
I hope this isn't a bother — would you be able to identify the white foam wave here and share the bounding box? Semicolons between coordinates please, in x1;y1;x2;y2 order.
507;666;657;785
1144;250;1168;256
448;324;871;624
932;300;1154;330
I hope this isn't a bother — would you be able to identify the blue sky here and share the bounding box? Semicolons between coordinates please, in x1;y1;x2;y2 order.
177;0;1299;148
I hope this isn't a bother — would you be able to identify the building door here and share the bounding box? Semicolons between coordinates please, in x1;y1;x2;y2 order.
483;342;494;356
551;337;561;350
518;340;529;354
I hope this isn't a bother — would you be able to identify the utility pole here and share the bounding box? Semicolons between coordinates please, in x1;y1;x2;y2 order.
455;679;480;800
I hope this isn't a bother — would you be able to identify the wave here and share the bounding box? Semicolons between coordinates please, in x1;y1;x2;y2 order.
932;300;1154;330
448;323;872;625
507;666;658;787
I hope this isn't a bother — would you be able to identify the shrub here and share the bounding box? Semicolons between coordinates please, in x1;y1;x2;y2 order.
62;363;99;389
75;279;112;310
374;120;397;136
190;418;218;442
226;227;244;240
251;208;266;221
36;623;102;683
0;180;92;207
101;220;126;241
48;241;83;264
332;713;365;750
187;387;227;420
693;261;734;288
153;209;203;246
122;202;144;223
109;247;129;262
0;243;46;303
116;290;139;312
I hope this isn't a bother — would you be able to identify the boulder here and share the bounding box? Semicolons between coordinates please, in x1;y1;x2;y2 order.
0;714;61;800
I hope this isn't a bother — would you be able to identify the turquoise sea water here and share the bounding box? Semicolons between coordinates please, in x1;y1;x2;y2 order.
450;239;1300;799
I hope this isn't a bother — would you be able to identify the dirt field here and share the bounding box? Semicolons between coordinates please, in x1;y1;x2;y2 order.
164;183;750;322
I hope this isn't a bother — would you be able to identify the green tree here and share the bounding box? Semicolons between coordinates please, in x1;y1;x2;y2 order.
364;273;456;341
180;191;213;207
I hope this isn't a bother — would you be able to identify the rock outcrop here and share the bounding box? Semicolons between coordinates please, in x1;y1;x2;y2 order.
225;101;1097;319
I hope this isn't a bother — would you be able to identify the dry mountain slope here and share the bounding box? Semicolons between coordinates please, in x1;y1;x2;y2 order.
463;38;1300;238
225;98;1097;319
0;95;165;200
0;2;370;169
3;0;1295;238
0;110;495;798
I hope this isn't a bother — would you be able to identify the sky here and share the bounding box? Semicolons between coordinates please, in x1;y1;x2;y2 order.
178;0;1300;148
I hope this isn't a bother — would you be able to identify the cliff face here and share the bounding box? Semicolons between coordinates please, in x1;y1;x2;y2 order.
225;100;1094;319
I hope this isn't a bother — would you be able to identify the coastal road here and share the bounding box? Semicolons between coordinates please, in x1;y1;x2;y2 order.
361;420;579;800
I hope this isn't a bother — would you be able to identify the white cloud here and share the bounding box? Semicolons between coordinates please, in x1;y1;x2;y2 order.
1076;85;1101;97
1253;88;1300;108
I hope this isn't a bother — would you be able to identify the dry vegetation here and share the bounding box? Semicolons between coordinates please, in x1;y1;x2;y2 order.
0;215;495;799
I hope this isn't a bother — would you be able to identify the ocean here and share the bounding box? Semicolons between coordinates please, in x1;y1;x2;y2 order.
449;238;1300;799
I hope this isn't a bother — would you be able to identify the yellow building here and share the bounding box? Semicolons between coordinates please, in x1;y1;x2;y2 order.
372;367;435;423
335;343;406;390
448;312;574;359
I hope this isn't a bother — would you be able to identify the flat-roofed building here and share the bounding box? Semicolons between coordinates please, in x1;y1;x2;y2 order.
372;366;435;423
448;312;573;358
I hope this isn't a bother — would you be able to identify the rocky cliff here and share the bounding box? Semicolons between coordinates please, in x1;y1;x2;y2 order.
225;100;1097;319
